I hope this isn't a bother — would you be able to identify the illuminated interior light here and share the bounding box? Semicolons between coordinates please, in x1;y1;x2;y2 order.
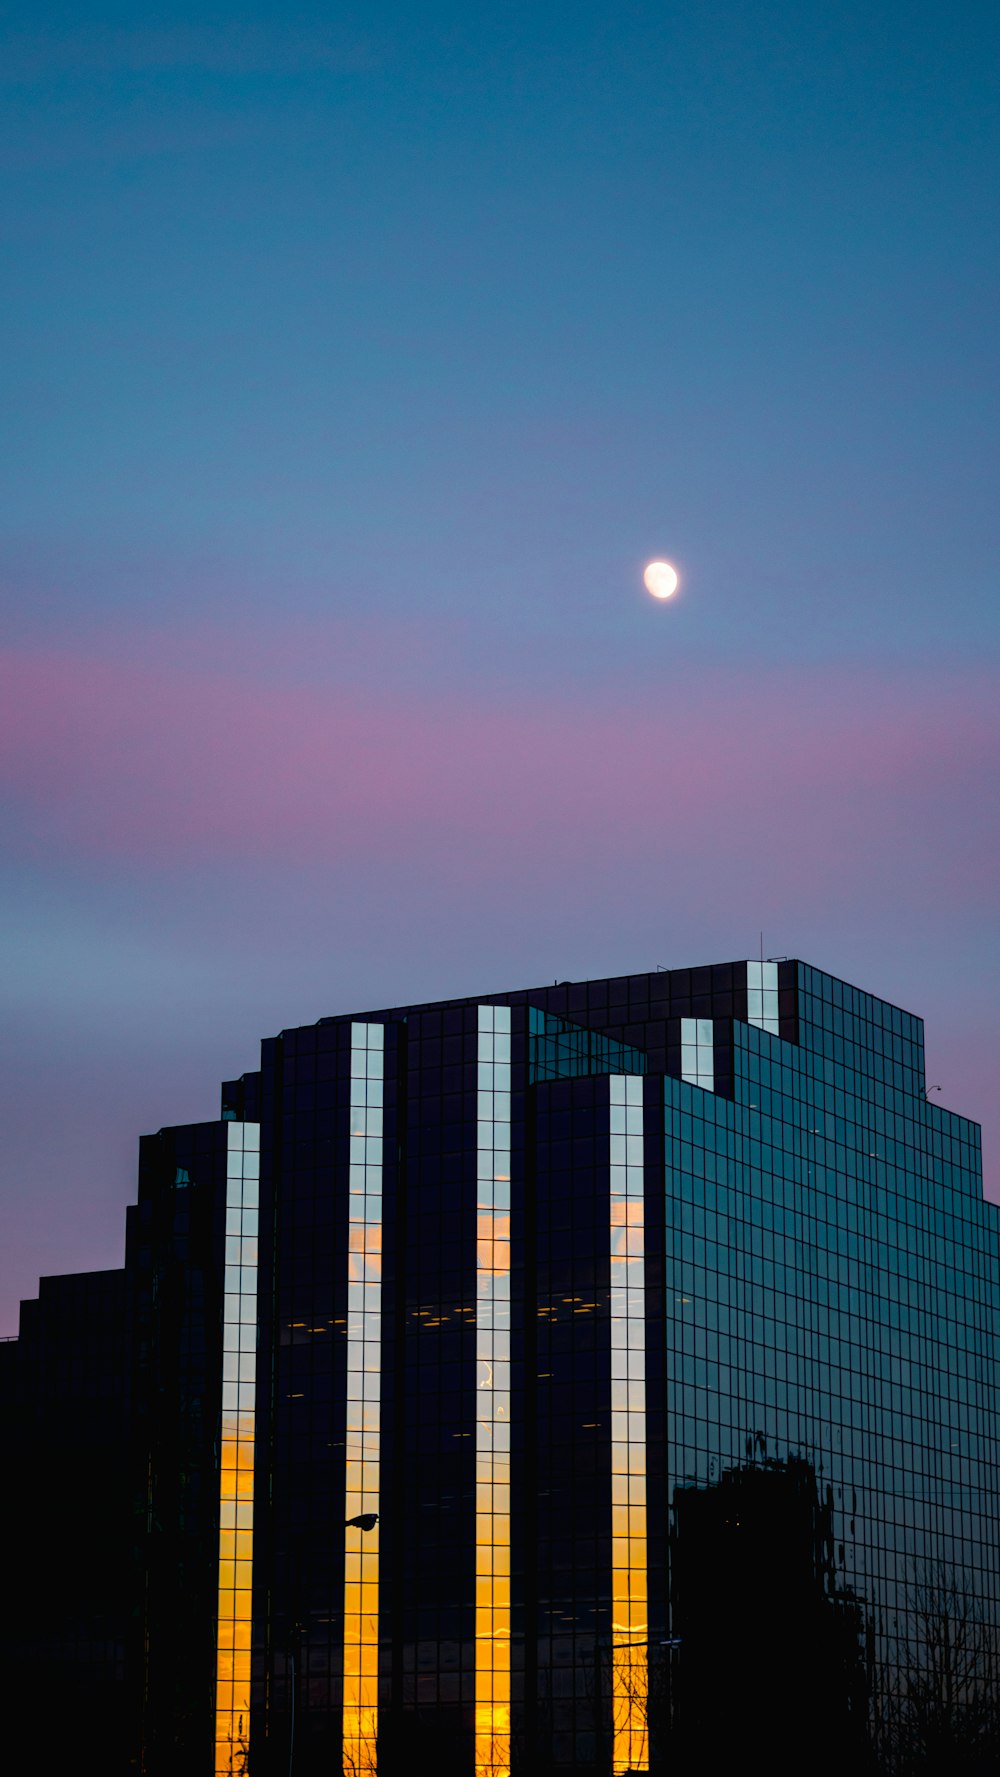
342;1024;385;1777
476;1005;512;1777
215;1120;260;1777
610;1076;649;1775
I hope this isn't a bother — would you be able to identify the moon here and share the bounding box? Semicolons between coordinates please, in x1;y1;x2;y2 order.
644;559;679;600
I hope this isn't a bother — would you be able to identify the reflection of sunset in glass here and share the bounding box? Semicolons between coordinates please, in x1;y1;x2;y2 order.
476;1005;513;1777
342;1025;385;1776
215;1121;260;1777
610;1077;649;1774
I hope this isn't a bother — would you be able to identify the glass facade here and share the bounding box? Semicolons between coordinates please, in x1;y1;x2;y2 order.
530;1006;647;1083
679;1018;714;1093
661;966;1000;1763
1;1268;132;1768
6;958;999;1776
746;958;780;1034
475;1006;512;1777
609;1076;648;1774
342;1023;385;1776
129;1118;239;1772
215;1120;260;1776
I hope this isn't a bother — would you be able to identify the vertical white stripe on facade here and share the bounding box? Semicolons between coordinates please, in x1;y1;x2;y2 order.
609;1075;648;1774
746;961;780;1035
476;1004;512;1777
342;1023;385;1777
215;1120;260;1776
680;1018;715;1092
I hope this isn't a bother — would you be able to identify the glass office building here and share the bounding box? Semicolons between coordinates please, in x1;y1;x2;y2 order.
4;958;999;1775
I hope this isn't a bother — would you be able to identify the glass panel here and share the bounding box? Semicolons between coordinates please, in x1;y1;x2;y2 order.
215;1121;260;1777
342;1024;385;1777
610;1077;648;1774
528;1005;647;1083
681;1017;715;1092
746;959;779;1033
476;1009;512;1777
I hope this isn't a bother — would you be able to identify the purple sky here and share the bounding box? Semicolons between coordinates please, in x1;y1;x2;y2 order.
2;1;998;1330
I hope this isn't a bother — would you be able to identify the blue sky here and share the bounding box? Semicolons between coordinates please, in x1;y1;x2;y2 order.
1;0;998;1326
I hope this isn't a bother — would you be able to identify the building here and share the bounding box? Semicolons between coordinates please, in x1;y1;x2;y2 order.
4;958;999;1775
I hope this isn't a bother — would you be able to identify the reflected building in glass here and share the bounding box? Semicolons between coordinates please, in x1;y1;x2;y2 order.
4;958;1000;1775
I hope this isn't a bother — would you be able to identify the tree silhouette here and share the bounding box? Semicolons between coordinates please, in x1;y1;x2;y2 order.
875;1567;1000;1776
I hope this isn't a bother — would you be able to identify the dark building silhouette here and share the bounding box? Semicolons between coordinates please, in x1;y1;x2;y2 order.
3;1268;133;1763
3;959;998;1776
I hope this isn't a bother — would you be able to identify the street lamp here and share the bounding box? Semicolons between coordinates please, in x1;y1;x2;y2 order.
289;1514;380;1775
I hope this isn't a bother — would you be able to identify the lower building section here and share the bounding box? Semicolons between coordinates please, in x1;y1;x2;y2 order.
5;960;1000;1775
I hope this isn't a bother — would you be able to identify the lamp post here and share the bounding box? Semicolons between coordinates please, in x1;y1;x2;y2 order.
287;1515;379;1777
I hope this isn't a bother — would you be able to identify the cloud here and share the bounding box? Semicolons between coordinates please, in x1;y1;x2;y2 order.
1;633;997;1328
0;640;995;921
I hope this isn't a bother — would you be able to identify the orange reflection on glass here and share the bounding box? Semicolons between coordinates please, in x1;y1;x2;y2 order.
215;1121;259;1777
476;1006;512;1777
477;1211;511;1273
610;1078;648;1774
342;1025;384;1777
348;1224;382;1283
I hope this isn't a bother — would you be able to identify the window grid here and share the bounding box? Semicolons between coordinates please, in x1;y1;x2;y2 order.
680;1017;715;1092
476;1004;512;1777
610;1076;648;1774
746;960;780;1034
342;1023;385;1777
215;1120;260;1777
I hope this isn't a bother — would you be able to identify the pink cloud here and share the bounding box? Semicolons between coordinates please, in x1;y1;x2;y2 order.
0;642;996;916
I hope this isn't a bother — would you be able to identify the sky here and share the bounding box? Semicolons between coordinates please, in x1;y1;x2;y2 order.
1;0;998;1330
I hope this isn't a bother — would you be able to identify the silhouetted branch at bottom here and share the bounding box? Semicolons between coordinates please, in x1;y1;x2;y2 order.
872;1567;1000;1777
